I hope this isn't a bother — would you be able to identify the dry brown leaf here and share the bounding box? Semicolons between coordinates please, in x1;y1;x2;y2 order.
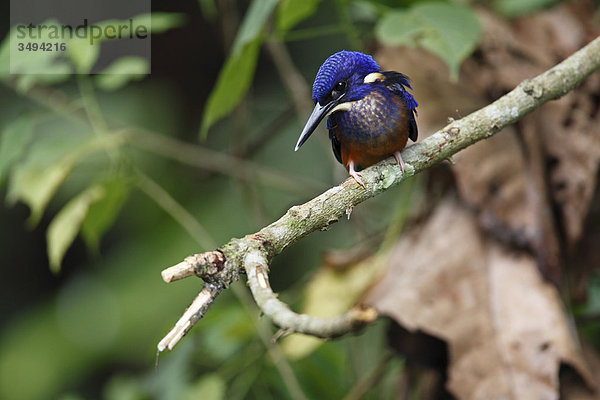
540;76;600;250
513;1;600;250
452;128;535;246
365;200;594;399
460;2;600;253
359;2;600;398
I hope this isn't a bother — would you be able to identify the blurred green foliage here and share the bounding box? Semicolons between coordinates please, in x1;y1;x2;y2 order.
375;2;481;80
1;0;584;399
493;0;560;17
276;0;322;32
200;0;483;134
200;0;279;138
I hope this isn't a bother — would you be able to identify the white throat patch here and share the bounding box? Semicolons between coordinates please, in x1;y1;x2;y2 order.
326;101;354;116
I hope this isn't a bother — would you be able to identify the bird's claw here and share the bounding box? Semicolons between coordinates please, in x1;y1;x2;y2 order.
348;161;366;187
350;170;365;187
393;151;405;173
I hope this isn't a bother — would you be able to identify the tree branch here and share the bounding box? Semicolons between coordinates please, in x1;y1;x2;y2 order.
244;249;378;338
159;36;600;351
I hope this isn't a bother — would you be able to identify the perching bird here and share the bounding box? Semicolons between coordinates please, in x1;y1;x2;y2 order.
294;50;418;187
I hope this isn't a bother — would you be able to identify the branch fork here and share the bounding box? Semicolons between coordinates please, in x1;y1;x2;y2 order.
159;234;378;351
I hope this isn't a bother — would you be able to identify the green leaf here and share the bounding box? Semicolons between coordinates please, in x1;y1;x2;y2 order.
95;56;149;91
0;116;35;186
375;2;481;80
90;13;185;42
276;0;321;33
62;13;183;73
6;133;127;226
349;1;380;23
148;12;187;34
412;2;481;79
68;39;100;74
493;0;558;17
198;0;218;21
8;20;67;74
81;177;129;253
8;154;78;225
47;184;106;273
4;20;72;87
199;37;262;138
231;0;278;55
200;0;278;137
375;10;423;47
128;12;187;35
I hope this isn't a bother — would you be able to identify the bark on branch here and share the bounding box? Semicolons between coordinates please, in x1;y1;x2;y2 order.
158;36;600;352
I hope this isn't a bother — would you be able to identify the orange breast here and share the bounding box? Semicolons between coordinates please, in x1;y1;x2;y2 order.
340;130;409;171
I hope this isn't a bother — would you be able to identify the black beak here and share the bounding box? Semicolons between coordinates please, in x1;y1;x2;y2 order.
294;99;339;151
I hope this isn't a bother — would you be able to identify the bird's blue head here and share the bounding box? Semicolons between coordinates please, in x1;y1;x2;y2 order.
295;51;381;151
311;50;380;105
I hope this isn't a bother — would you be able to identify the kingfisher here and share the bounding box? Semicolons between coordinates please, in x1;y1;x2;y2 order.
294;50;418;187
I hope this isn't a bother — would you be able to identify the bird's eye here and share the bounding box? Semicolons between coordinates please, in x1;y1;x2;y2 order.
330;80;347;100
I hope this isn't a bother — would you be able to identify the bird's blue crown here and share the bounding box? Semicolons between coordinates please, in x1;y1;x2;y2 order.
312;50;380;105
